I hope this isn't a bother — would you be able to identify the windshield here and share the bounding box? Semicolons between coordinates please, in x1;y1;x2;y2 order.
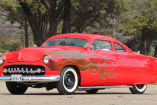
42;38;87;47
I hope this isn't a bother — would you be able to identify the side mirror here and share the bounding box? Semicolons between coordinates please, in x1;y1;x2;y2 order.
84;43;90;48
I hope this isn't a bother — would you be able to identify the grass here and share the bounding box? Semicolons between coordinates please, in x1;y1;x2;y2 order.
151;82;157;85
118;95;121;97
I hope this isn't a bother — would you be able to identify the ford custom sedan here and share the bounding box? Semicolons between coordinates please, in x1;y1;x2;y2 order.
0;33;157;95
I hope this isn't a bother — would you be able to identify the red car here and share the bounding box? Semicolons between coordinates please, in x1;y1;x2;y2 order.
0;33;157;95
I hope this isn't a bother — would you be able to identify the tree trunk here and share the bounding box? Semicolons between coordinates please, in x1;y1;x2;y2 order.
62;0;71;33
24;19;29;47
19;1;44;46
140;28;148;55
48;17;58;38
154;45;157;57
20;34;24;49
19;0;64;46
140;40;147;55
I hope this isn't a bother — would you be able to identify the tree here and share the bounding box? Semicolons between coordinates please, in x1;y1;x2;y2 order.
0;17;21;52
0;0;30;47
0;37;20;52
62;0;71;33
70;0;125;33
19;0;125;46
0;0;125;47
119;0;157;55
18;0;64;46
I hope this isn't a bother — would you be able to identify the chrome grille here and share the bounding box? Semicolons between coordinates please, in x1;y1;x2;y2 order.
3;65;45;75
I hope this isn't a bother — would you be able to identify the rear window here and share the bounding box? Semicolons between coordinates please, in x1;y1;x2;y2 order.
114;43;126;52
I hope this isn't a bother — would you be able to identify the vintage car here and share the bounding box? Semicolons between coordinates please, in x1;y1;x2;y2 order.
0;33;157;95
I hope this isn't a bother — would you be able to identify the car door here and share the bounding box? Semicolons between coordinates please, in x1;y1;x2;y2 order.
86;39;119;86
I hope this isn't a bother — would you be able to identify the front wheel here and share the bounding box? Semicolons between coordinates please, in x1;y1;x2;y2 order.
129;84;147;94
6;82;28;94
57;67;78;95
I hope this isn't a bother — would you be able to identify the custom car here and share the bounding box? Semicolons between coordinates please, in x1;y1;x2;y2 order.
0;33;157;95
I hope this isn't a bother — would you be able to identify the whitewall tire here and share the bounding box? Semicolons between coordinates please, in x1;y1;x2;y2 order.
57;67;78;95
129;84;147;94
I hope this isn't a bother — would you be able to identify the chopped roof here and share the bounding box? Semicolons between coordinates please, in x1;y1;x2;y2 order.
48;33;115;41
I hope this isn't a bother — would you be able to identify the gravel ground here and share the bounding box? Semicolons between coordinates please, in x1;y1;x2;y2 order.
0;81;157;105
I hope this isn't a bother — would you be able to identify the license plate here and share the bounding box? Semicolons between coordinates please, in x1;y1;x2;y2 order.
11;74;23;81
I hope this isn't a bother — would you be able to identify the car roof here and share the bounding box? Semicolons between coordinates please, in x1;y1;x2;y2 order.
47;33;115;41
44;33;133;53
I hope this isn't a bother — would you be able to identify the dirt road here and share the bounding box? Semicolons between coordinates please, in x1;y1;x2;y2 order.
0;81;157;105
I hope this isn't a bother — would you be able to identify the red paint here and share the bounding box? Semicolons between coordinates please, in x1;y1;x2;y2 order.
1;33;157;86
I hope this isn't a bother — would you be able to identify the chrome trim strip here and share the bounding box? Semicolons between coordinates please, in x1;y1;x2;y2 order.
79;85;132;89
78;85;133;91
0;75;60;82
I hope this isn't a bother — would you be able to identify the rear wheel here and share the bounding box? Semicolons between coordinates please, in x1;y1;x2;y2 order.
57;67;78;95
129;84;147;94
6;82;28;94
86;89;99;94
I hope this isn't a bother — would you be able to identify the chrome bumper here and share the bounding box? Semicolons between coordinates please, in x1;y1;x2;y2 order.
0;75;60;82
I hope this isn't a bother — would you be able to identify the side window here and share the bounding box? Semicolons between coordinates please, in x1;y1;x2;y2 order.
114;43;126;52
91;40;112;51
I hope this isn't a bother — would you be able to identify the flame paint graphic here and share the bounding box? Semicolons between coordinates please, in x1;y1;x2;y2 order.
48;51;118;80
84;53;118;79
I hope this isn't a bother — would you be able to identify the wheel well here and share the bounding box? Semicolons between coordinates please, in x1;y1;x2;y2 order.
63;65;81;86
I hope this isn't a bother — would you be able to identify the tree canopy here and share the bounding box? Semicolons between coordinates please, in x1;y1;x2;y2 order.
118;0;157;55
1;0;157;57
0;0;125;46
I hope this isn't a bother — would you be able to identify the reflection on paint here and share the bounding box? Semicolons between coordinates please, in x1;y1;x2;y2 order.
0;53;6;68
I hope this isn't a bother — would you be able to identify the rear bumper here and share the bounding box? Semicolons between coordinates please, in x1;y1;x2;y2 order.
0;75;60;82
